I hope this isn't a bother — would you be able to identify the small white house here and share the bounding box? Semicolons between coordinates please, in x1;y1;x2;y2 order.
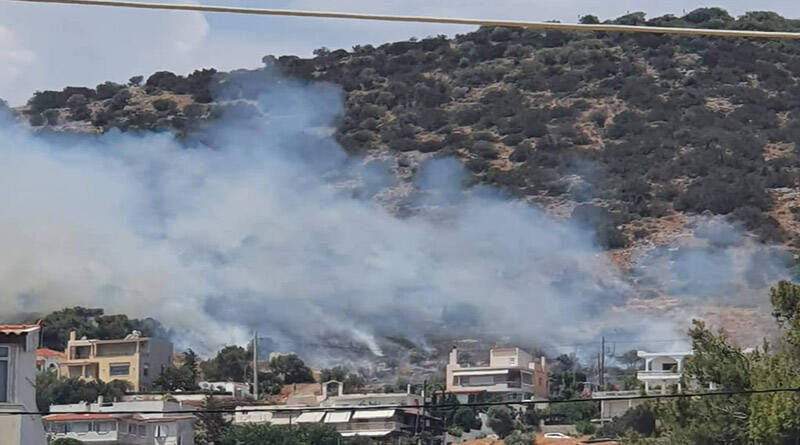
0;323;47;445
198;381;251;400
45;399;195;444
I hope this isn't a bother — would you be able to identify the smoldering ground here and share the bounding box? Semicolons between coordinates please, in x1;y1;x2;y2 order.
0;73;787;362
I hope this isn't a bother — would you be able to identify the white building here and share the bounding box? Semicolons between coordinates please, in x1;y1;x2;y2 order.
594;350;693;422
198;381;251;400
44;399;195;445
234;381;442;442
446;346;549;403
0;323;47;445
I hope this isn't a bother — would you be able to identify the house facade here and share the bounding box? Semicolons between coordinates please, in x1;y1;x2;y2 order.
36;348;65;373
445;346;549;403
58;331;173;392
234;383;442;443
0;324;47;445
594;350;693;422
45;399;195;445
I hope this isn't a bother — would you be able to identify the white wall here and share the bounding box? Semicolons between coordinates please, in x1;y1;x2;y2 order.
0;331;47;445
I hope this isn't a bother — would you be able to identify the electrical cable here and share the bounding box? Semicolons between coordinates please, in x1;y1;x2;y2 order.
5;0;800;40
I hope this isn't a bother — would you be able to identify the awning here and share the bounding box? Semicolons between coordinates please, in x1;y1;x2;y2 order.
324;412;352;423
341;430;394;437
453;369;509;376
295;412;326;423
268;417;292;425
352;409;396;420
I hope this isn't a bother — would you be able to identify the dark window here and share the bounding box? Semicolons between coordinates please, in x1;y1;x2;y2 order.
110;364;130;376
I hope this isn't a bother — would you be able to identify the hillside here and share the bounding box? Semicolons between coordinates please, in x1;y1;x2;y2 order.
12;8;800;269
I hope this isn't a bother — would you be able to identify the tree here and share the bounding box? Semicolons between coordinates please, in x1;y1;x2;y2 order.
201;345;249;382
219;423;341;445
269;354;314;384
36;372;131;412
504;430;536;445
41;307;164;350
579;15;600;24
195;394;231;445
486;406;515;438
154;349;199;391
452;406;481;431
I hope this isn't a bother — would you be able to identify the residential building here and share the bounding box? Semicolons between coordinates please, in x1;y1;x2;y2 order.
445;346;549;403
44;398;195;444
198;381;252;400
234;381;442;443
0;324;47;445
58;330;173;392
593;350;694;422
36;348;65;372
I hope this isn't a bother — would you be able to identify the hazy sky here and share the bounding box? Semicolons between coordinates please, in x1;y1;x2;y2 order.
0;0;799;103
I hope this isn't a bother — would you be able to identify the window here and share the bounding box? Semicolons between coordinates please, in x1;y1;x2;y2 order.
143;363;149;377
0;346;8;403
49;423;63;433
109;364;130;376
138;425;146;437
155;424;169;438
73;422;91;433
94;421;116;432
128;423;137;434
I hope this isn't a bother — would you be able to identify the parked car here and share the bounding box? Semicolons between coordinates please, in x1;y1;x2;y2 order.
544;432;572;439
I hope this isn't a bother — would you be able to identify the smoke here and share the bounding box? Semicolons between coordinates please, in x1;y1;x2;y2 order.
0;73;788;363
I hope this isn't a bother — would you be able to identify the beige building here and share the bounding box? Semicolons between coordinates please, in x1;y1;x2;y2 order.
59;331;173;392
446;346;549;403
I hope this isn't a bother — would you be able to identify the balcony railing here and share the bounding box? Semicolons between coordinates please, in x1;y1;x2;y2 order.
333;421;410;433
637;370;681;379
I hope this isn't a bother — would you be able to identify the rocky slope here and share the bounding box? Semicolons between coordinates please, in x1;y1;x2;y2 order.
10;8;800;342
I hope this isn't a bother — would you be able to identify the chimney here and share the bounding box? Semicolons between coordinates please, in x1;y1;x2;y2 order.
322;382;328;400
97;395;104;405
406;383;411;395
69;331;77;342
541;356;546;371
449;346;458;366
337;381;343;397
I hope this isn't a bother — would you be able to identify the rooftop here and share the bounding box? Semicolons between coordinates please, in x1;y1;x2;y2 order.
0;323;41;335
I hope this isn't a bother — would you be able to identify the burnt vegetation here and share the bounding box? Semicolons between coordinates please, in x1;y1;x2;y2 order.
19;8;800;249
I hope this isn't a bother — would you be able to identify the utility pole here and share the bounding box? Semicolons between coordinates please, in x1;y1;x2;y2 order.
600;336;605;388
253;330;259;401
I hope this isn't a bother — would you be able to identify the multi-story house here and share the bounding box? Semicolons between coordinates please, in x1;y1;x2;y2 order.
44;398;195;445
594;350;693;422
234;382;442;443
0;323;47;445
58;331;173;392
36;348;65;372
445;346;549;403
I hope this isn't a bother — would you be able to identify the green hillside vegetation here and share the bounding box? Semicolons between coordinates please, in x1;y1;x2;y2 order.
16;8;800;252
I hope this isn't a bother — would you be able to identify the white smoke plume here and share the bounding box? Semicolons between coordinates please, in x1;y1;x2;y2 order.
0;74;786;362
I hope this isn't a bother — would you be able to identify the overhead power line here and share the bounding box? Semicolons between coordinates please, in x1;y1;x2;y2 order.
6;0;800;40
4;387;800;416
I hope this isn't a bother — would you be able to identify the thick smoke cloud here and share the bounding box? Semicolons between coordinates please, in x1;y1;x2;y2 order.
0;74;786;362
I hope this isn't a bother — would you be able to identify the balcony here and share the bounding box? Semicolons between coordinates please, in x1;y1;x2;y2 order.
637;370;681;380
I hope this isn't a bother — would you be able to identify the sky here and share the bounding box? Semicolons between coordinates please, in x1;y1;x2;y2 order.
0;0;799;104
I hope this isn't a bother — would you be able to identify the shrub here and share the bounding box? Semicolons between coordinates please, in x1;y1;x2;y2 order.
152;98;177;112
486;406;515;438
504;430;536;445
575;419;596;435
